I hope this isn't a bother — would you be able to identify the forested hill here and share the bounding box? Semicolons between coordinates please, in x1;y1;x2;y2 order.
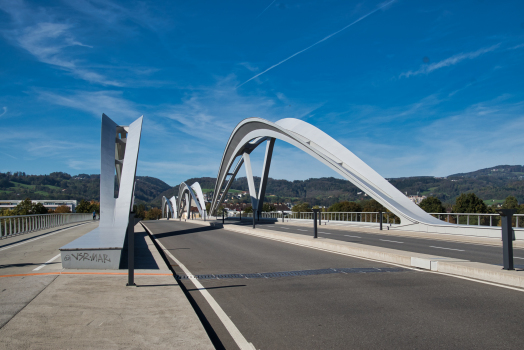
2;165;524;208
0;172;171;204
153;165;524;207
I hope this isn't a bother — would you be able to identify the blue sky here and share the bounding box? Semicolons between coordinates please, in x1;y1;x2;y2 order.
1;0;523;186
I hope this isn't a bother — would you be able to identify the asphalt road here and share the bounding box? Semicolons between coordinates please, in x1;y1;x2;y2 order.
145;220;524;350
216;219;524;267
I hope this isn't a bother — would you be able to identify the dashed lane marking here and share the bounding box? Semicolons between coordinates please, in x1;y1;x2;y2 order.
379;239;404;244
429;246;465;252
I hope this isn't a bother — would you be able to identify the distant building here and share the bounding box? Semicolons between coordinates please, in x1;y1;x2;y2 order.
408;195;426;205
0;200;77;212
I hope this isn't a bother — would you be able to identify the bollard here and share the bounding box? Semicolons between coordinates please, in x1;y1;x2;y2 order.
282;211;284;223
498;209;515;270
240;211;242;222
252;212;255;229
379;211;383;230
312;209;320;239
127;213;136;286
222;210;225;224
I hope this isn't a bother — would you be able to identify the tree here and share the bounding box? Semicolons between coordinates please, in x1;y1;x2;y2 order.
32;202;49;214
145;208;162;220
11;198;33;215
502;196;519;210
452;193;487;213
328;201;362;212
243;206;253;213
133;203;146;220
76;200;92;213
362;199;386;212
262;203;276;212
419;196;445;213
292;202;311;212
54;205;71;213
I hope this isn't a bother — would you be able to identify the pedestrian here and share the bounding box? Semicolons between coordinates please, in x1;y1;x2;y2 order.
92;210;96;220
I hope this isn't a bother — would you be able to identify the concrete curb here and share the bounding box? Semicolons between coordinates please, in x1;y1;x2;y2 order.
188;220;524;289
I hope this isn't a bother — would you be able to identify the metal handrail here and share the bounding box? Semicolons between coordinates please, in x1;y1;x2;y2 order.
224;211;524;228
0;213;93;239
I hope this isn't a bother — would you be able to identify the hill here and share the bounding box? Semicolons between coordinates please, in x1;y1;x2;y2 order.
2;165;524;208
0;172;171;204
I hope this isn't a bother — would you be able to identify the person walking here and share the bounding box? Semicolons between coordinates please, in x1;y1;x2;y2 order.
92;210;96;220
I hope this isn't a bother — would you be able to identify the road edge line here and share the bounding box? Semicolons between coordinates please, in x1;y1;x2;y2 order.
141;223;255;350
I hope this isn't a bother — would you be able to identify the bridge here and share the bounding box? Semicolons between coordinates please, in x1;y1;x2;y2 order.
1;114;524;349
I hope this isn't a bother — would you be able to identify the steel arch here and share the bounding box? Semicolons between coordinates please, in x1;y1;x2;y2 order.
210;117;446;229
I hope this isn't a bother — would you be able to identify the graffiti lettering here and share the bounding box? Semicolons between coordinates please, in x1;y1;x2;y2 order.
70;252;111;263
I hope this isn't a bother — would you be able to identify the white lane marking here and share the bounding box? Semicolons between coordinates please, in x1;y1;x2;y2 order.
0;223;90;252
344;235;362;238
429;246;465;252
281;227;289;229
33;253;61;271
379;239;404;244
297;229;308;231
319;232;331;234
514;257;524;259
227;227;524;293
143;225;255;350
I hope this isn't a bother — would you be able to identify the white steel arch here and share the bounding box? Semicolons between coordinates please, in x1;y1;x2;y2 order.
210;117;452;232
177;182;206;219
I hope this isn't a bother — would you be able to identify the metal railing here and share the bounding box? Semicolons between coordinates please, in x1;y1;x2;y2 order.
223;211;524;228
428;212;524;228
0;213;92;239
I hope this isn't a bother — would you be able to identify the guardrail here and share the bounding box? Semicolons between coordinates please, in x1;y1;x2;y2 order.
1;213;93;238
224;211;524;228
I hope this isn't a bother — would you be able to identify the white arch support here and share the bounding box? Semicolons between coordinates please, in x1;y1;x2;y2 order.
162;196;174;219
61;114;143;268
177;182;206;219
209;117;486;235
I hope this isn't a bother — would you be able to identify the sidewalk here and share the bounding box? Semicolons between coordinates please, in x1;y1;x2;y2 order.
0;223;213;350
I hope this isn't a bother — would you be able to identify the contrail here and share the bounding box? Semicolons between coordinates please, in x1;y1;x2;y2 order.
238;0;396;88
258;0;277;18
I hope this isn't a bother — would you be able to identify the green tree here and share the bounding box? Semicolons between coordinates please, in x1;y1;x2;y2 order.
133;203;146;220
262;203;276;212
243;206;253;213
502;196;519;210
76;200;92;213
328;201;362;212
292;202;311;212
145;208;162;220
452;193;487;213
419;196;445;213
11;198;33;215
362;199;386;212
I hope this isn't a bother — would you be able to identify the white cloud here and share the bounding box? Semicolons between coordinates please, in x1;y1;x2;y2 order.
0;1;122;86
0;107;6;117
400;44;500;78
36;90;140;121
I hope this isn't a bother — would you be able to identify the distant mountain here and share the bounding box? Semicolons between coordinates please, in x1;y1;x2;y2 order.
2;165;524;208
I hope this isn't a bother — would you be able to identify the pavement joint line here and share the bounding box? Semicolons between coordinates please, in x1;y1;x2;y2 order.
142;223;256;350
0;222;91;252
0;272;173;278
429;246;465;252
33;253;61;271
207;223;524;292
